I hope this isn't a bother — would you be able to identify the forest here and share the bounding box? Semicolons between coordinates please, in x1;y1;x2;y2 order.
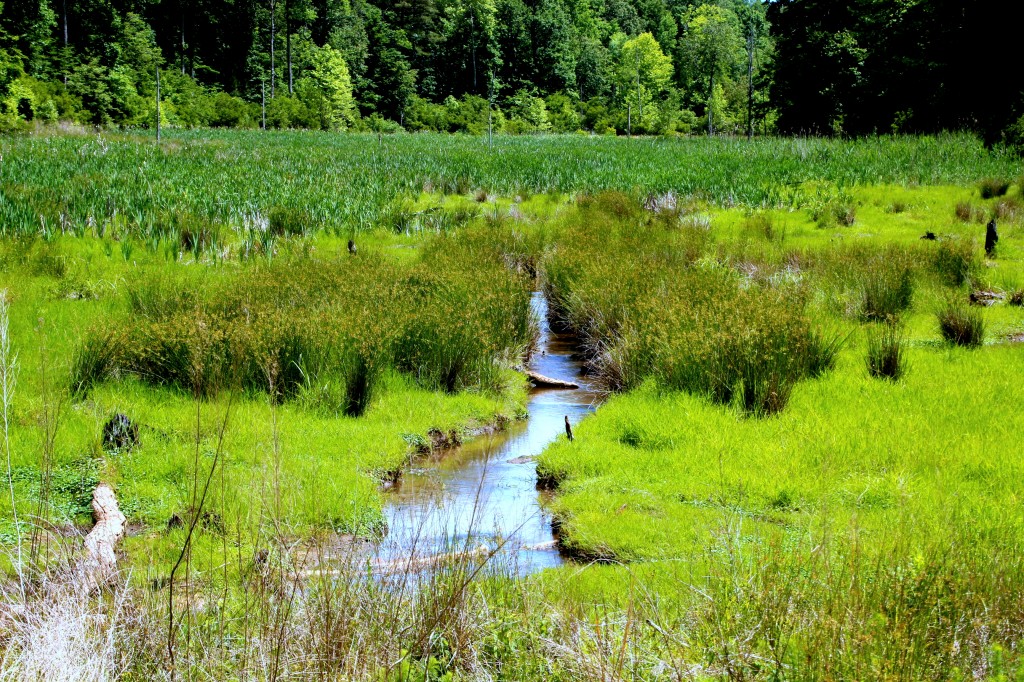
1;0;1022;142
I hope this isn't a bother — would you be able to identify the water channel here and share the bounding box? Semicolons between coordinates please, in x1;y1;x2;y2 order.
379;292;600;573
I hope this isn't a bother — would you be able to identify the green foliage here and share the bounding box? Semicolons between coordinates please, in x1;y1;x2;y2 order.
937;301;985;347
617;32;673;102
932;236;980;287
298;44;356;131
544;193;828;416
71;231;532;406
866;322;906;380
504;90;550;134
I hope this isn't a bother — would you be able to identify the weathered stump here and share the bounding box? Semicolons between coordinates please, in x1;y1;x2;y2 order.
102;413;139;452
81;483;126;590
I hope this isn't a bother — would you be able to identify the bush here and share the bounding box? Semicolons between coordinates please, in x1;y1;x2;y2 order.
505;90;551;134
866;323;906;380
209;92;257;128
266;94;315;129
937;302;985;348
545;92;581;133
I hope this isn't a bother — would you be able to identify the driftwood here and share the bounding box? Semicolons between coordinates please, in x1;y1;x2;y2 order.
375;544;490;574
81;483;126;590
299;544;492;578
526;371;579;389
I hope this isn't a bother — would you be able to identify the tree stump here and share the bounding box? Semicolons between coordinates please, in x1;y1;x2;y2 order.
81;484;126;590
986;220;999;257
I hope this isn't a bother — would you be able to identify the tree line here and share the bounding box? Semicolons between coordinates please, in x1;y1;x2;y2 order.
0;0;1020;142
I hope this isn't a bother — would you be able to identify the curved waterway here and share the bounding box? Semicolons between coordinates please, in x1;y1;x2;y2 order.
379;292;600;573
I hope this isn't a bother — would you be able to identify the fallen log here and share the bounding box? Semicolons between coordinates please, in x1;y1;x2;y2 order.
81;483;126;590
299;544;492;578
526;371;579;389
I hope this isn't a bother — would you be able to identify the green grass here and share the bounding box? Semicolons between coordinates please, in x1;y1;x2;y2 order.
2;130;1020;239
0;229;530;550
540;342;1024;560
2;130;1024;679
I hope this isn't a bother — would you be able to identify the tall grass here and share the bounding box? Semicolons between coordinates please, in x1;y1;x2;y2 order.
70;232;533;408
866;322;907;380
543;193;834;415
937;301;986;347
2;131;1019;239
932;236;980;287
0;291;22;594
861;261;914;322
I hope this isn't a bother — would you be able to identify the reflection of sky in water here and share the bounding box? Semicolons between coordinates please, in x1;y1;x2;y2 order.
380;292;601;574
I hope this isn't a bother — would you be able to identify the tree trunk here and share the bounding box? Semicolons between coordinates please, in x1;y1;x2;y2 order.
747;27;755;140
286;0;292;94
181;15;186;75
81;484;126;590
708;69;714;135
471;14;477;92
270;0;276;98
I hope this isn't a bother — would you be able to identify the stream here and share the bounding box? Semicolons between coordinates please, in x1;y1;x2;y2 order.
379;292;600;573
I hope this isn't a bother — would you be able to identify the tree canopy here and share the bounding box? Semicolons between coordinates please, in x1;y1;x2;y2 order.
0;0;1020;143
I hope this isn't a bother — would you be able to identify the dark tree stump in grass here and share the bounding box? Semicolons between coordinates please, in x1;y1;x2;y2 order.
986;220;999;257
102;413;139;452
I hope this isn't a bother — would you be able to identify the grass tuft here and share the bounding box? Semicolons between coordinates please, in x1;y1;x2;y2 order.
861;261;914;322
979;177;1010;199
931;236;979;287
866;323;906;380
937;301;985;347
955;202;984;222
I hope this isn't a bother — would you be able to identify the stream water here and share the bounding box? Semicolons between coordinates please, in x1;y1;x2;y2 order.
379;292;600;573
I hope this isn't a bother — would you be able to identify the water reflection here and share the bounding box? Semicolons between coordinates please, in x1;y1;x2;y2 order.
380;292;600;573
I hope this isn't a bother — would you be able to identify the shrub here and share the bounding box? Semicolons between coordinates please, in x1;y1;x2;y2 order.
209;91;257;128
937;302;985;348
866;323;906;380
266;94;315;129
993;197;1023;222
979;178;1010;199
932;237;979;287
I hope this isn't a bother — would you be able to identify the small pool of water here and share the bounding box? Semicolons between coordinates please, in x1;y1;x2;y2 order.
379;292;600;573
